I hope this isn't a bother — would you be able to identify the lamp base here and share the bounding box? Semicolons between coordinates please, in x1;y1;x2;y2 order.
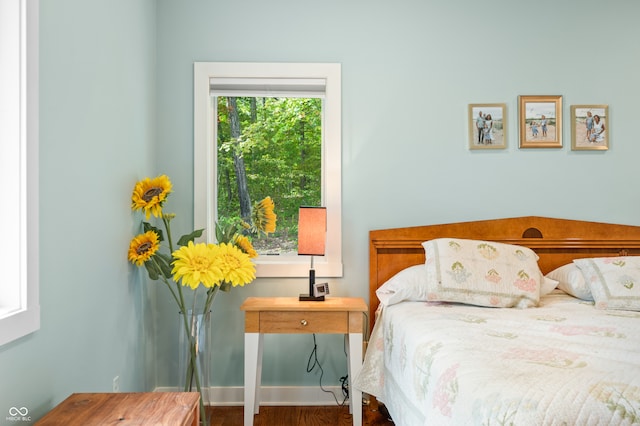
299;294;325;302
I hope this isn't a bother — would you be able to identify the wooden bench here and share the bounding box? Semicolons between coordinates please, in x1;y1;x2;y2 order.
35;392;200;425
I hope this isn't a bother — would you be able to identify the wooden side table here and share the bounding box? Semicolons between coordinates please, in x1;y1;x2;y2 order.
240;296;368;426
35;392;200;426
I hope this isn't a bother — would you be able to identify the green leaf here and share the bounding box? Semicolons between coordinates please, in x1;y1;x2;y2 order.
143;222;165;242
177;229;204;247
215;222;224;243
215;221;239;244
154;253;174;279
144;259;160;280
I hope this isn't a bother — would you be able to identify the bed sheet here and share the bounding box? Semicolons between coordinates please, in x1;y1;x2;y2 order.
354;291;640;426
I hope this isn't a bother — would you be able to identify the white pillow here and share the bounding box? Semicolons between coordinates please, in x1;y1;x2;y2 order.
545;263;593;300
573;256;640;311
422;238;543;308
541;277;559;296
376;264;429;306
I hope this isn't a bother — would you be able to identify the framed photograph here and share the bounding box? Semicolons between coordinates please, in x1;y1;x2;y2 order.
468;103;507;150
518;95;562;148
571;105;609;151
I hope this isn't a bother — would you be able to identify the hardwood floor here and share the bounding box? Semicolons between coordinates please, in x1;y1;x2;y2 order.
207;403;394;426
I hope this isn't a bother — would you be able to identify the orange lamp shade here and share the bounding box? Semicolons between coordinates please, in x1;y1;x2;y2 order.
297;207;327;256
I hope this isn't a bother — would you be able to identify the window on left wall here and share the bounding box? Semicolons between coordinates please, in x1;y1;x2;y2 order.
0;0;40;346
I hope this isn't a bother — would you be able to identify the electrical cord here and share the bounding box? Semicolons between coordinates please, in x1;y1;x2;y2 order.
340;374;349;400
305;310;371;408
306;333;349;407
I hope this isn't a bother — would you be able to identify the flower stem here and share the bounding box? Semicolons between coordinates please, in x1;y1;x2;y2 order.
162;215;175;253
203;286;219;315
178;285;208;425
149;257;182;308
160;210;213;424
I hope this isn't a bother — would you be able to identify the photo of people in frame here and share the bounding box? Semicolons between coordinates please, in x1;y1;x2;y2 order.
519;95;562;148
469;104;506;150
524;102;556;142
572;105;608;150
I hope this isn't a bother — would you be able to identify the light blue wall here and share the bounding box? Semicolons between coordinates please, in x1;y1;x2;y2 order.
3;0;640;419
0;0;157;420
154;0;640;389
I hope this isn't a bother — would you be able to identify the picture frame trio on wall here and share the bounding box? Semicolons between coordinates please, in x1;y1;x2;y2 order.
468;96;609;151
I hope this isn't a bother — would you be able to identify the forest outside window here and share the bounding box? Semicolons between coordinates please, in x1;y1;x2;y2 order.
194;63;343;278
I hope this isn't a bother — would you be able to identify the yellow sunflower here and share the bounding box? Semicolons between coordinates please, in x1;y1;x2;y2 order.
252;196;277;235
232;234;258;258
128;231;160;266
171;241;224;289
214;243;256;287
131;175;172;219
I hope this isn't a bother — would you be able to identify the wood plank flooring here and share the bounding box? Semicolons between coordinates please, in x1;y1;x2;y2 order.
207;403;394;426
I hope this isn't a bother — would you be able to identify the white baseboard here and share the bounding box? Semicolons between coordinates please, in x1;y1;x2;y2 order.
154;386;348;407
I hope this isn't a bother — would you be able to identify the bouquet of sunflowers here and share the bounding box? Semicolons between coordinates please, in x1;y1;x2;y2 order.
127;174;276;424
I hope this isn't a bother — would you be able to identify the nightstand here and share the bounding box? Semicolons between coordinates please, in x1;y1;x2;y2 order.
240;296;368;426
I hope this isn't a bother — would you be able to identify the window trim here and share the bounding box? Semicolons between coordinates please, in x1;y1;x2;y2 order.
0;0;40;347
193;62;342;278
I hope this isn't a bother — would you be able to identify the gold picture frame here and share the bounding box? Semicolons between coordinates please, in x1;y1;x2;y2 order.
518;95;562;148
468;103;507;150
571;105;609;151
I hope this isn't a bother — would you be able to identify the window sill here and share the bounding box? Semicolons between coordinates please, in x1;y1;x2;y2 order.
0;306;40;346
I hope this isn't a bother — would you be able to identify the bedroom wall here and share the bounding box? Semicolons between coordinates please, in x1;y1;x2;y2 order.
2;0;639;418
154;0;640;395
0;0;157;420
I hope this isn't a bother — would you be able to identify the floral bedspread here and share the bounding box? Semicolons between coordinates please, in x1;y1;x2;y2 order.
354;291;640;426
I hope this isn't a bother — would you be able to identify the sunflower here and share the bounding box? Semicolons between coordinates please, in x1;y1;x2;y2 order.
232;234;258;258
214;243;256;287
128;231;160;266
171;241;224;289
252;196;277;235
131;175;172;219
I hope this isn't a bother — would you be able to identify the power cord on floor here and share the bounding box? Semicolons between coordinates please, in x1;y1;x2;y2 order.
306;333;349;407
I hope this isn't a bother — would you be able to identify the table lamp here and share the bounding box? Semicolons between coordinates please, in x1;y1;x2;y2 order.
298;206;327;301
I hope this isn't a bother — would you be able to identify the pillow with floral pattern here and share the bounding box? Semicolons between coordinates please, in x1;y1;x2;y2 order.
422;238;543;308
573;256;640;311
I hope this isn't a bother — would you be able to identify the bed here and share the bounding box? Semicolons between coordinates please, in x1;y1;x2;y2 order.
354;216;640;426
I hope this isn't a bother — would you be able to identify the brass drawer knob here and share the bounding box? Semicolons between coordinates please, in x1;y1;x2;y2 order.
300;319;308;326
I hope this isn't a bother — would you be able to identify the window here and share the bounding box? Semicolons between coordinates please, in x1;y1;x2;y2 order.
215;96;321;255
194;63;342;278
0;0;40;346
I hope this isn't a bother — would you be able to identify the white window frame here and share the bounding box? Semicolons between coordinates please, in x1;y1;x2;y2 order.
0;0;40;346
194;62;342;278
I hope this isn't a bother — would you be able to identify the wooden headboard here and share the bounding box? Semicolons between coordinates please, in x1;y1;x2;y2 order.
368;216;640;330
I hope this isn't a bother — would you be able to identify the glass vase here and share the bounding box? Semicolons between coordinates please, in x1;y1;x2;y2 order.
178;310;211;424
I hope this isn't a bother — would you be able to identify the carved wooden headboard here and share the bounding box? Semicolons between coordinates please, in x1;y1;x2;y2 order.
368;216;640;330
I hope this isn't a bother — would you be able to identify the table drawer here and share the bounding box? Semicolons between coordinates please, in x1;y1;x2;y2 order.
259;311;347;333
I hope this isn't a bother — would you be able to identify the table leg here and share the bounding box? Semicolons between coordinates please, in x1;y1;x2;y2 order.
347;332;363;426
244;332;263;426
